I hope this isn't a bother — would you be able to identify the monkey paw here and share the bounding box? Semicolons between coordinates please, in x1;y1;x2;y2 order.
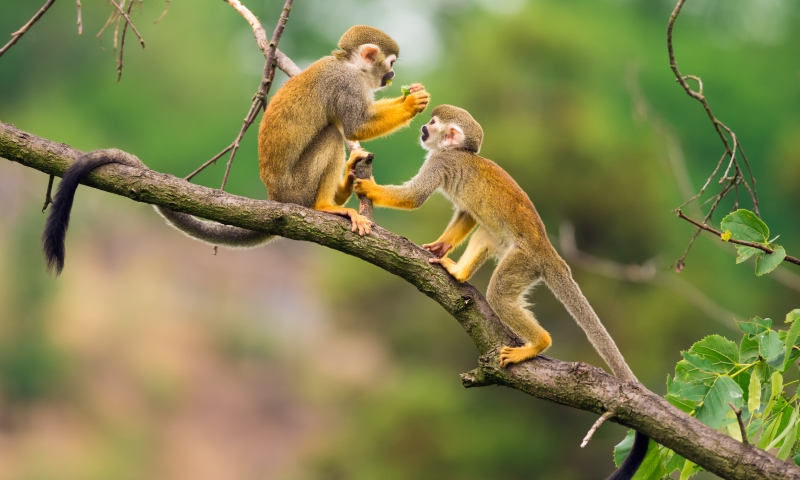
428;256;465;281
407;83;425;94
353;178;376;197
423;241;452;258
404;89;430;114
499;344;540;368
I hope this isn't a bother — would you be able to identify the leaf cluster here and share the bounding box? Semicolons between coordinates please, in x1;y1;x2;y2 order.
615;309;800;479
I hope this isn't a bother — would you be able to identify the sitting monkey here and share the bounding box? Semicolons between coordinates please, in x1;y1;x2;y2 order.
354;104;648;480
42;26;429;275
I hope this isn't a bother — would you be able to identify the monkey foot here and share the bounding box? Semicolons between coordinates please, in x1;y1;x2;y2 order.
348;211;373;236
499;344;543;368
423;241;452;258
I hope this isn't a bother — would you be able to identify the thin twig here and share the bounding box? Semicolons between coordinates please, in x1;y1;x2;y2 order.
76;0;83;35
729;403;748;445
154;0;170;23
676;209;800;267
41;174;55;212
219;0;293;190
581;411;614;448
667;0;761;267
116;0;136;82
108;0;145;49
0;0;59;58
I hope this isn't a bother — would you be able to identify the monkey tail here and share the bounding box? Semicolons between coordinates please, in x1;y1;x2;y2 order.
154;207;275;248
542;258;648;480
42;151;137;275
542;261;635;381
606;431;649;480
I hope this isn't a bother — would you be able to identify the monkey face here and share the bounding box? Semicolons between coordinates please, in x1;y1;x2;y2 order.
420;116;440;150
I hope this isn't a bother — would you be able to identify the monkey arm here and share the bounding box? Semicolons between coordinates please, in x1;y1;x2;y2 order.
424;210;477;258
354;161;443;210
341;90;430;141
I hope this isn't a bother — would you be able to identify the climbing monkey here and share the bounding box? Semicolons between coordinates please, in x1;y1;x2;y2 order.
42;25;429;274
354;104;648;480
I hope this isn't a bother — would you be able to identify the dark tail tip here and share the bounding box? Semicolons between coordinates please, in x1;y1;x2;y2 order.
42;154;115;276
607;432;649;480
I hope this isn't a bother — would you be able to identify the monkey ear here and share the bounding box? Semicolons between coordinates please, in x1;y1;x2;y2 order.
443;125;466;148
359;44;381;64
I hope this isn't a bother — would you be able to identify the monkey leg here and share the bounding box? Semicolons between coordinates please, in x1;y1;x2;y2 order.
268;125;343;207
487;248;553;368
334;150;372;205
423;210;477;258
429;226;492;283
313;141;372;235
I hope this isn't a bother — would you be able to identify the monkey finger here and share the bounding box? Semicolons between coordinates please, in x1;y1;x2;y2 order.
408;83;425;93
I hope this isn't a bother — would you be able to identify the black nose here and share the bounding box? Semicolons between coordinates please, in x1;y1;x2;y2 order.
385;71;395;80
421;125;429;136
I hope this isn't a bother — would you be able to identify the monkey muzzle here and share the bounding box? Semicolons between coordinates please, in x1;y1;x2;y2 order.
381;71;395;87
421;125;429;142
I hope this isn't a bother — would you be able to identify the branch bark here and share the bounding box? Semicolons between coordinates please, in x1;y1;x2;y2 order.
2;122;798;480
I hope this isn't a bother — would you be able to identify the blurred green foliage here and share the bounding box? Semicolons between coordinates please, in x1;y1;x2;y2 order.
1;0;799;478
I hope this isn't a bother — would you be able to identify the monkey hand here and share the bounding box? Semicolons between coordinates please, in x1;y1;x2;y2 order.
403;85;430;114
423;241;452;258
353;177;378;199
346;150;375;182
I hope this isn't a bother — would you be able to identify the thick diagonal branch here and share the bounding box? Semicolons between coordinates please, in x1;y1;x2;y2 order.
1;122;797;480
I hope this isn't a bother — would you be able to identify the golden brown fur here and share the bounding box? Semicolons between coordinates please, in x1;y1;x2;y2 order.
258;25;429;236
354;104;635;380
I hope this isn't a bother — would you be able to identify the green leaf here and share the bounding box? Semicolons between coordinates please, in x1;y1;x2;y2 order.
613;429;635;467
787;309;800;324
674;359;716;387
681;351;721;373
758;330;785;368
680;459;701;480
666;394;696;413
664;451;685;475
740;334;760;363
695;375;744;429
720;209;769;243
784;314;800;371
776;410;799;460
688;335;739;374
794;449;800;466
735;245;759;264
737;316;772;335
755;245;786;276
748;367;762;415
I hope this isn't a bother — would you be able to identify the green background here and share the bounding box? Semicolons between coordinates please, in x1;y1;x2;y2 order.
1;0;798;478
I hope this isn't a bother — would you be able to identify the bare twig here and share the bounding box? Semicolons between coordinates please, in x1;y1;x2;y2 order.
154;0;170;23
41;174;55;212
219;0;293;190
116;0;136;82
108;0;145;49
667;0;761;268
0;0;59;58
729;403;748;446
581;411;614;448
676;209;800;267
76;0;83;35
188;0;294;187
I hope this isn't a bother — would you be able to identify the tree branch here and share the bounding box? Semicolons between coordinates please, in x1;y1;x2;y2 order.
1;122;797;479
0;0;59;58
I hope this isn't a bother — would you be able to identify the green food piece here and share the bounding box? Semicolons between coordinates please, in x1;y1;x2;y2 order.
401;85;411;96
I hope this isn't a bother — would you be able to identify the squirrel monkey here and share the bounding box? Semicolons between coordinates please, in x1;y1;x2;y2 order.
354;105;648;480
42;25;429;274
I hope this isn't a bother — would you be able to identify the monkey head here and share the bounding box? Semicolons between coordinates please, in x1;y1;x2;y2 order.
334;25;400;90
420;105;484;153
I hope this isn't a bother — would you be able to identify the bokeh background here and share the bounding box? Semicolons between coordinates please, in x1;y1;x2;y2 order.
1;0;799;478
